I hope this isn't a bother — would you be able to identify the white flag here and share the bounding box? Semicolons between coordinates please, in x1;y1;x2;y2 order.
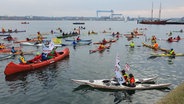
48;40;55;50
42;40;55;53
42;44;51;53
125;63;130;71
114;54;125;85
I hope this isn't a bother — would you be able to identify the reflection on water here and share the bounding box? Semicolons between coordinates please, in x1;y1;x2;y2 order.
72;85;135;104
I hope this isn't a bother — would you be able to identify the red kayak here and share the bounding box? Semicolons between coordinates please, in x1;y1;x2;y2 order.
0;47;22;53
4;48;70;76
89;44;111;54
93;39;117;44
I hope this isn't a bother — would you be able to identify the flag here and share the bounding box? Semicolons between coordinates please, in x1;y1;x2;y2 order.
48;40;55;50
114;54;125;85
42;44;51;53
52;38;61;44
42;40;55;53
124;63;130;71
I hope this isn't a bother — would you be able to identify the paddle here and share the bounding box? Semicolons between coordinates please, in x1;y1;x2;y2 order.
125;45;141;47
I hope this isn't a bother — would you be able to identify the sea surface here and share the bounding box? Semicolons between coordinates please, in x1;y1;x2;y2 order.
0;20;184;104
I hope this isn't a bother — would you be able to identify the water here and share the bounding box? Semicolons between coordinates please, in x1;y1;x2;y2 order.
0;20;184;104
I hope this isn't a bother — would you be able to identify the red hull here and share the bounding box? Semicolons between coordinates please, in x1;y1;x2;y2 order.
0;47;22;53
4;48;70;75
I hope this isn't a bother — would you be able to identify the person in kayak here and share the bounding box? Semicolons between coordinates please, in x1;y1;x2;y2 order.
27;52;41;63
37;32;43;43
0;43;6;49
41;52;48;61
102;38;107;44
98;43;105;49
11;47;17;55
152;42;159;49
151;35;157;44
128;73;136;87
129;41;135;48
76;36;80;41
47;47;58;59
121;70;129;84
18;52;27;64
168;48;175;58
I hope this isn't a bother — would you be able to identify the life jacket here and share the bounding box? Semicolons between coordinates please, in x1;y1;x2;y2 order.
41;53;48;61
153;43;158;49
19;56;26;64
11;48;16;53
129;77;135;84
123;73;129;82
169;50;175;55
129;77;136;87
99;45;105;49
130;42;135;47
47;50;56;59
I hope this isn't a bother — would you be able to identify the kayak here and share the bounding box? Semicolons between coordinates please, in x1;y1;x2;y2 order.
0;33;10;36
61;42;92;46
56;33;79;38
20;42;42;46
0;30;26;33
71;78;171;90
72;76;158;85
150;53;184;57
65;39;92;42
0;54;14;61
0;47;22;53
93;39;117;44
89;44;111;54
4;47;70;76
124;33;143;38
142;42;169;52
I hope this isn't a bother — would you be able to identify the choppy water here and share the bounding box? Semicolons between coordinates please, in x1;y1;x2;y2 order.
0;20;184;104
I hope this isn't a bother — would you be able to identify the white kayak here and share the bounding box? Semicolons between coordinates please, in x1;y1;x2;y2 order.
20;42;42;46
20;42;63;47
71;77;171;90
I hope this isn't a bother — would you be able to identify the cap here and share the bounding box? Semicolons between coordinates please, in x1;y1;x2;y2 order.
36;52;40;55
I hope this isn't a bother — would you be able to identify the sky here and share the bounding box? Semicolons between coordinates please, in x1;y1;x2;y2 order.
0;0;184;18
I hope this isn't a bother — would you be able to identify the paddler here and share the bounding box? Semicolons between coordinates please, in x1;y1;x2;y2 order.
18;52;27;64
121;70;129;84
98;43;105;49
168;48;175;58
0;43;6;49
152;42;159;49
129;41;135;48
128;73;136;87
2;27;6;33
37;32;43;43
11;46;17;55
47;47;58;59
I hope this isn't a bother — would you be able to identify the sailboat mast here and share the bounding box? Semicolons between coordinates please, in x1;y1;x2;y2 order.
159;2;161;20
151;2;153;21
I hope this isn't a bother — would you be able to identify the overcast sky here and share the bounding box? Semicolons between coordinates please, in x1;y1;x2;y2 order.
1;0;184;18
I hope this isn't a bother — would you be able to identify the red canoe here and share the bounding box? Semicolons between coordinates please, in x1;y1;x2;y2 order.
4;48;70;76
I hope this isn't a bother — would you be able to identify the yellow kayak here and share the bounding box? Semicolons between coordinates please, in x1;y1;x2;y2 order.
150;53;184;57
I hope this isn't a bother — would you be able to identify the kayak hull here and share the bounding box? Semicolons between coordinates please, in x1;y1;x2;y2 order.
4;48;70;76
72;78;171;90
142;42;169;52
151;53;184;57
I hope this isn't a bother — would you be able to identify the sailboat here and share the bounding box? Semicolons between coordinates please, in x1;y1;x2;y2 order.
139;3;168;25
